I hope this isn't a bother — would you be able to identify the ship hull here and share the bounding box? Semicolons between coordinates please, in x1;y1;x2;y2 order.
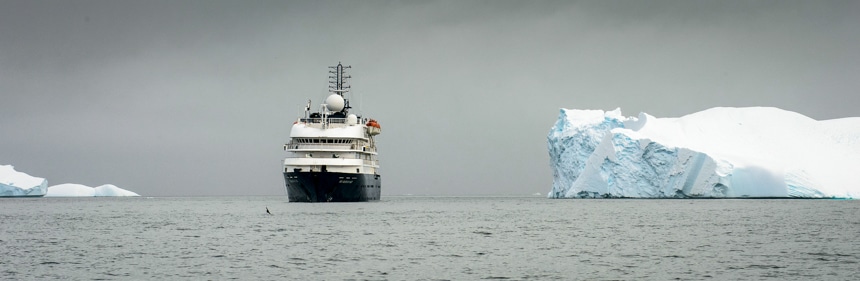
284;172;381;202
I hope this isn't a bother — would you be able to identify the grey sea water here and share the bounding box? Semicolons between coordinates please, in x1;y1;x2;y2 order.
1;196;858;280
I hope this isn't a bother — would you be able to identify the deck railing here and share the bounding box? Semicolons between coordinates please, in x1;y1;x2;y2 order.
300;117;347;124
285;143;377;153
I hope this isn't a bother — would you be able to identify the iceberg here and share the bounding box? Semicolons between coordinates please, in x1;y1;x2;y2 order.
45;184;140;197
1;164;139;197
0;165;48;197
548;107;860;199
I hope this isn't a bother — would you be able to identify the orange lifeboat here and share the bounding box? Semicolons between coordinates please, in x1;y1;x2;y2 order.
366;119;382;135
366;119;381;129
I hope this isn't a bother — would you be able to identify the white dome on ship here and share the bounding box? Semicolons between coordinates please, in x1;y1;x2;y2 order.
324;94;345;112
347;114;358;125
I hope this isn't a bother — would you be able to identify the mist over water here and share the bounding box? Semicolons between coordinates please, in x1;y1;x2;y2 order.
2;196;858;280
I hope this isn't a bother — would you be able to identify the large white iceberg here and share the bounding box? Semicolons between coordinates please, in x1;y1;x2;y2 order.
45;184;140;197
548;107;860;199
0;165;48;197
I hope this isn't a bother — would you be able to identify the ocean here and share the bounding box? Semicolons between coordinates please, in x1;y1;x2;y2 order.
1;196;858;280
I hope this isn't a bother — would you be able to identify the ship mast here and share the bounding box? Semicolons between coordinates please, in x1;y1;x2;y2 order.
328;62;351;113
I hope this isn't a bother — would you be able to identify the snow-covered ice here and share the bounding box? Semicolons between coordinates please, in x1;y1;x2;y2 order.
1;164;139;197
45;183;140;197
0;165;48;197
548;107;860;199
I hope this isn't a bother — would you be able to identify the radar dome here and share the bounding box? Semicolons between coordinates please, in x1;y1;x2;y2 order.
324;94;345;112
347;114;358;125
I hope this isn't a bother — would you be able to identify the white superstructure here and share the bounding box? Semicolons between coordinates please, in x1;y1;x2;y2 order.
282;63;381;176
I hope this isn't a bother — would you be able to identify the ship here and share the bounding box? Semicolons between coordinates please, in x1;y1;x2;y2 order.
282;63;382;202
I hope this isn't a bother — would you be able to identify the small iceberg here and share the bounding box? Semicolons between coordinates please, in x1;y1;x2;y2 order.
46;183;140;197
0;165;48;197
1;163;140;197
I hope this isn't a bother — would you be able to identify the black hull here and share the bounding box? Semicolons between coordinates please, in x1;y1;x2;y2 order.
284;172;381;202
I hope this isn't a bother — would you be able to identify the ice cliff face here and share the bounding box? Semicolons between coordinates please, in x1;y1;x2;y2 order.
0;165;48;197
548;107;860;199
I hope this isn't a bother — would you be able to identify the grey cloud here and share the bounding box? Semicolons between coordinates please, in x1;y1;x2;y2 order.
1;0;858;196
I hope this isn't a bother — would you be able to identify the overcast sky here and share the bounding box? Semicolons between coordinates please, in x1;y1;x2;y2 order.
1;0;858;196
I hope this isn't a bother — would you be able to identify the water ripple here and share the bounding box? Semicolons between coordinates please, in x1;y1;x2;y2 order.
1;196;858;280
